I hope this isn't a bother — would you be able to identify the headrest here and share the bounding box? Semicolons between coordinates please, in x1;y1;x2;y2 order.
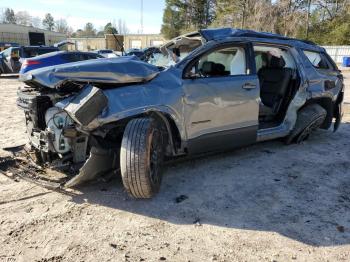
269;56;286;68
202;61;214;74
214;63;225;72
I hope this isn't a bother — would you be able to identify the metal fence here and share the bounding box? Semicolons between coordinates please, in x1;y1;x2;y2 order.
322;46;350;64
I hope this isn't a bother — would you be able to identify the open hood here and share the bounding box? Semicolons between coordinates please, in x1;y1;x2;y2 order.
19;56;160;89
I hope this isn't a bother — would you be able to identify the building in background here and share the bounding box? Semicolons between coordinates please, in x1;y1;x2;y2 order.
68;34;165;52
0;23;66;46
123;34;164;50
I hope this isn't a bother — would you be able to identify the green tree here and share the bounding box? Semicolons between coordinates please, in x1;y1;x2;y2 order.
104;22;118;34
82;22;96;37
3;8;16;24
161;0;216;39
304;2;350;44
55;18;69;34
161;0;183;39
42;13;55;31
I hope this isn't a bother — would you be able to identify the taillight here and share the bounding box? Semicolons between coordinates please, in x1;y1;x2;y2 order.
22;60;41;67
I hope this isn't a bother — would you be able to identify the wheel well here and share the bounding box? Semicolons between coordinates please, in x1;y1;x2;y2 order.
303;97;333;129
100;111;182;156
149;111;182;155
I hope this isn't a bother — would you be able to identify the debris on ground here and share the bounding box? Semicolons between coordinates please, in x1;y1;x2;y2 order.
175;195;188;203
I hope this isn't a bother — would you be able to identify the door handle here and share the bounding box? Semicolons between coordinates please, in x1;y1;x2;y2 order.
242;82;256;90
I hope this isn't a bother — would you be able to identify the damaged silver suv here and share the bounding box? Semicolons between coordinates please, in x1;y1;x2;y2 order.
17;28;344;198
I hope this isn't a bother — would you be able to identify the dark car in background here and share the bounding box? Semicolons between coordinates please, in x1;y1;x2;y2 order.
125;48;144;59
0;42;20;52
142;46;161;61
125;47;161;61
20;51;104;74
0;46;59;74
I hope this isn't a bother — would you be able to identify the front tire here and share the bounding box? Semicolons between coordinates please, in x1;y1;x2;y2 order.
120;118;165;198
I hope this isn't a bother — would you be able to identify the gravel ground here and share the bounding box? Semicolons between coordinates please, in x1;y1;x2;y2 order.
0;73;350;262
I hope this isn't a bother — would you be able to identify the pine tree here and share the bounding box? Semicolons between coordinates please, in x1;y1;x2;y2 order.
161;0;184;39
3;8;16;24
161;0;216;39
42;13;55;31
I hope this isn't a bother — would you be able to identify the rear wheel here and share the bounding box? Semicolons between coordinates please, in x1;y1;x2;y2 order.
120;118;165;198
285;104;327;144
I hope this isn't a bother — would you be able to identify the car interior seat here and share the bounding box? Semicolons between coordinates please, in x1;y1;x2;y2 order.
201;61;228;77
258;56;293;116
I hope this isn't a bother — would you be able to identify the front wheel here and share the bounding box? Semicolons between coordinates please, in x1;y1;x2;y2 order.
120;118;165;198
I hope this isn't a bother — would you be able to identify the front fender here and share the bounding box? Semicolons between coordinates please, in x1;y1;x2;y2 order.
87;105;186;141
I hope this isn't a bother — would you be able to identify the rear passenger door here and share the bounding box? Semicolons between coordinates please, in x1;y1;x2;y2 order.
302;50;344;129
1;48;12;73
303;50;341;89
2;48;21;73
182;42;259;154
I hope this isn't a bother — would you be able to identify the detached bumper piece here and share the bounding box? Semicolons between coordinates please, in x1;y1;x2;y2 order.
65;147;118;187
62;85;108;126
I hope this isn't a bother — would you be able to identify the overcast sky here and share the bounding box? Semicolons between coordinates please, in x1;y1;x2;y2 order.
0;0;166;33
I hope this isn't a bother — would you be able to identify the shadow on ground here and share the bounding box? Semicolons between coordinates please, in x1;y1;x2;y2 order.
0;74;19;79
62;122;350;247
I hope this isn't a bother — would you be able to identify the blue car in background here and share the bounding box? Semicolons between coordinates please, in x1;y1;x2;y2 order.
19;51;104;74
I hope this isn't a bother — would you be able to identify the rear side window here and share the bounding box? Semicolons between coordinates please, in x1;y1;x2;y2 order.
37;48;58;55
22;48;57;58
253;45;296;72
303;50;331;69
2;48;11;58
85;53;101;59
62;53;86;62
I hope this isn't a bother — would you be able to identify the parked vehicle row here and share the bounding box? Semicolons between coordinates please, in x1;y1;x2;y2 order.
0;46;59;74
0;45;161;75
20;51;104;74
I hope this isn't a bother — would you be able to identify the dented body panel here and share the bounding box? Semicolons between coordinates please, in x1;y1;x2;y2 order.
17;28;344;187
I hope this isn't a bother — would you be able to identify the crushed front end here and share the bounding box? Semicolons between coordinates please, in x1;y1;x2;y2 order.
16;57;160;187
16;83;116;186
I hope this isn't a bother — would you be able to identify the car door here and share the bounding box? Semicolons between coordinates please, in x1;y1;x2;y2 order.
302;50;344;130
182;42;259;154
2;48;13;73
3;47;21;73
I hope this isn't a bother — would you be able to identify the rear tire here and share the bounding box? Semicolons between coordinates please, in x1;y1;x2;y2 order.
120;118;165;198
285;104;327;144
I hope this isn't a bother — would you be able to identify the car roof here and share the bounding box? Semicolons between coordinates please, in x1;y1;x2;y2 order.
199;28;323;51
28;51;101;60
22;45;58;48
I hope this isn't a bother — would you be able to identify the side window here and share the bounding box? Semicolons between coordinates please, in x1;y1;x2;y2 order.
186;46;247;78
85;54;99;60
2;48;11;58
303;50;330;69
254;51;268;72
253;45;295;72
62;53;84;62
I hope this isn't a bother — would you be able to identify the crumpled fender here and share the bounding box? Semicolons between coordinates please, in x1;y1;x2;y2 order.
19;56;160;88
57;67;186;140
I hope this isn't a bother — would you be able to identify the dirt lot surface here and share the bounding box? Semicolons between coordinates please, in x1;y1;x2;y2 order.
1;73;350;262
